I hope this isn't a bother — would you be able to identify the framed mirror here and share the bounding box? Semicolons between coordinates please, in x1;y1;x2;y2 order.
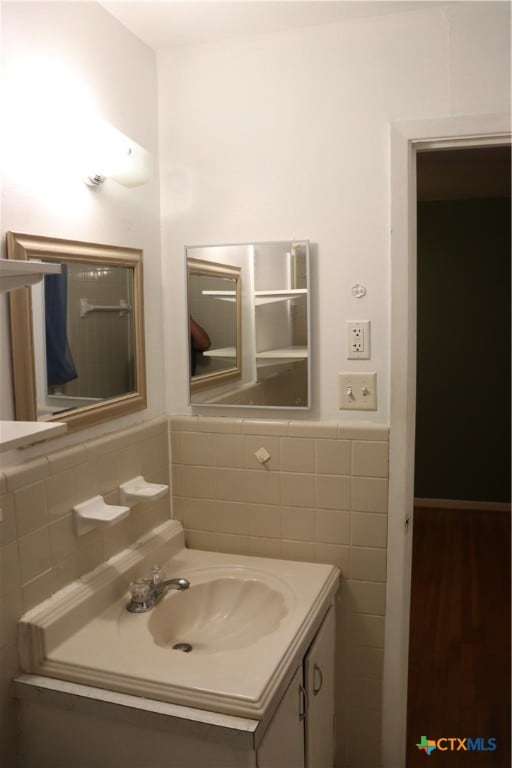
7;232;146;431
188;257;242;393
186;240;310;409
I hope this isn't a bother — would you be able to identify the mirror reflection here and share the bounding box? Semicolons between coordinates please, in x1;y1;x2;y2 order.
7;232;146;431
186;241;310;409
188;258;242;391
32;262;135;415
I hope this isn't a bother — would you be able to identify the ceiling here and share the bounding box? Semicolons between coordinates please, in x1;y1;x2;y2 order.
98;1;443;50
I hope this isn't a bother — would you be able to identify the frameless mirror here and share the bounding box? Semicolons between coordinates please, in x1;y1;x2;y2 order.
7;232;146;431
186;240;310;409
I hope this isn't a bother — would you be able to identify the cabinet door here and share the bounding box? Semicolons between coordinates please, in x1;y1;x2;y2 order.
257;665;305;768
304;605;335;768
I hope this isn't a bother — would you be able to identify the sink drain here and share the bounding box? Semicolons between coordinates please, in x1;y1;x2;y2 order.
172;642;193;653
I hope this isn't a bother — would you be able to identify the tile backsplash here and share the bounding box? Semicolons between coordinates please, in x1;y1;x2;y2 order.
170;415;389;768
0;416;170;767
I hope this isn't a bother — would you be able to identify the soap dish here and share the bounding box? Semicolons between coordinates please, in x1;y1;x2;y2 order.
73;495;130;536
119;476;169;507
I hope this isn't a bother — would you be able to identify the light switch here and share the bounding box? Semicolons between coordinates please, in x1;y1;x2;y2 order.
339;372;377;410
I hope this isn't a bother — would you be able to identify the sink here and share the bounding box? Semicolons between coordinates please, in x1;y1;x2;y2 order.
148;576;288;651
20;520;339;718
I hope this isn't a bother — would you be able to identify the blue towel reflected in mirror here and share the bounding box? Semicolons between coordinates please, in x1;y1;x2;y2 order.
44;265;78;387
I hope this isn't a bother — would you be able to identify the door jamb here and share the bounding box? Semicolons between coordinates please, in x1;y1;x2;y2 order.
384;113;511;768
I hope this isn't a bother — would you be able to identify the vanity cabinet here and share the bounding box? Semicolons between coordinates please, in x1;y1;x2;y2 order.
15;605;335;768
258;665;305;768
15;523;338;767
258;605;335;768
304;603;336;767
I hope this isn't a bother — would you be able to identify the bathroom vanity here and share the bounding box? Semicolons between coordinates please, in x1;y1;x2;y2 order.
15;520;339;767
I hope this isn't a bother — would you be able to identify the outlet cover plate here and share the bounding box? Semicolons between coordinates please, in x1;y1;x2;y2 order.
347;321;370;360
339;372;377;410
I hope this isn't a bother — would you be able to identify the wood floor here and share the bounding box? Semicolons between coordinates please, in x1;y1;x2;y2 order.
406;507;511;767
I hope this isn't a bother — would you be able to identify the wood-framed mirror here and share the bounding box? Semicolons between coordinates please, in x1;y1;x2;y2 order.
187;256;242;394
7;232;146;432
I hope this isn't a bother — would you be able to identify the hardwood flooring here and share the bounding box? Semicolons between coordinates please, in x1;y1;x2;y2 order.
406;507;511;767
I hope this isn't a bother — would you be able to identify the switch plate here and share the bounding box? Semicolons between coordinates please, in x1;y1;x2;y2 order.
347;321;370;360
339;372;377;410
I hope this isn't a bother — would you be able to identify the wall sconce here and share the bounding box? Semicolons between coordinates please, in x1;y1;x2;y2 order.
84;119;152;188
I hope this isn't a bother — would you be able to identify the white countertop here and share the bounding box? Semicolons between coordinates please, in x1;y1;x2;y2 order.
19;520;339;721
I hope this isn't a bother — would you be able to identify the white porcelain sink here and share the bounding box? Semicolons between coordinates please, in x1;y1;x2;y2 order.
19;520;339;718
148;576;288;652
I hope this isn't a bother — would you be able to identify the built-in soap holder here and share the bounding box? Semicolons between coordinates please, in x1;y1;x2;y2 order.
73;495;130;537
119;476;168;508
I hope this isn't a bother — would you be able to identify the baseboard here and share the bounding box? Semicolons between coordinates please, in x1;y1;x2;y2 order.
414;497;511;513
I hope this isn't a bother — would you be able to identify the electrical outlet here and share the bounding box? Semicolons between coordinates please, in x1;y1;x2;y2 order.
347;321;370;359
339;372;377;410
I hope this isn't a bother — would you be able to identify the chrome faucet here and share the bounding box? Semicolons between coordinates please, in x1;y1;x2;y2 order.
127;566;190;613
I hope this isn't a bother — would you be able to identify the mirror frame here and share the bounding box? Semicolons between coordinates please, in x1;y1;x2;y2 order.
7;231;147;432
187;256;242;394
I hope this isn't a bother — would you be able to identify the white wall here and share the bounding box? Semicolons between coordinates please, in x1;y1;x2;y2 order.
158;1;511;422
0;1;164;462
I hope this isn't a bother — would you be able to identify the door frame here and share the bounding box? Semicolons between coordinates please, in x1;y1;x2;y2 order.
383;113;511;768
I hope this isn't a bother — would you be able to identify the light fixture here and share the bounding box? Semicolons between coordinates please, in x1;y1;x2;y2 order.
84;119;152;188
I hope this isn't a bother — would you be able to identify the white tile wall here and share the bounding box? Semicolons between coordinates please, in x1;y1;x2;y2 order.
170;415;389;768
0;417;170;767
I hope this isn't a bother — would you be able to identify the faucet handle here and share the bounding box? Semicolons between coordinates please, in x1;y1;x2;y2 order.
150;564;166;585
129;578;151;604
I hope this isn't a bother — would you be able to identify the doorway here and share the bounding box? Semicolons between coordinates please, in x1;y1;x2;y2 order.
385;113;511;768
406;146;511;766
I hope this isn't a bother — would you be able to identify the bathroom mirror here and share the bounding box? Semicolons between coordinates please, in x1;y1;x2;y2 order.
185;241;310;409
7;232;146;431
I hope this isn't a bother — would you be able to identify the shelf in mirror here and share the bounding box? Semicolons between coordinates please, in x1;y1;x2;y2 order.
201;290;237;303
256;346;308;360
254;289;307;306
255;347;309;369
202;288;307;306
203;347;237;358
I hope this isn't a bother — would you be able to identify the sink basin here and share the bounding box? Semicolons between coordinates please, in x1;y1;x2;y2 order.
148;576;287;651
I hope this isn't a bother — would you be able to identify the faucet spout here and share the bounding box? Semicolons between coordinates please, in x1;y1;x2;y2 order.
154;577;190;599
